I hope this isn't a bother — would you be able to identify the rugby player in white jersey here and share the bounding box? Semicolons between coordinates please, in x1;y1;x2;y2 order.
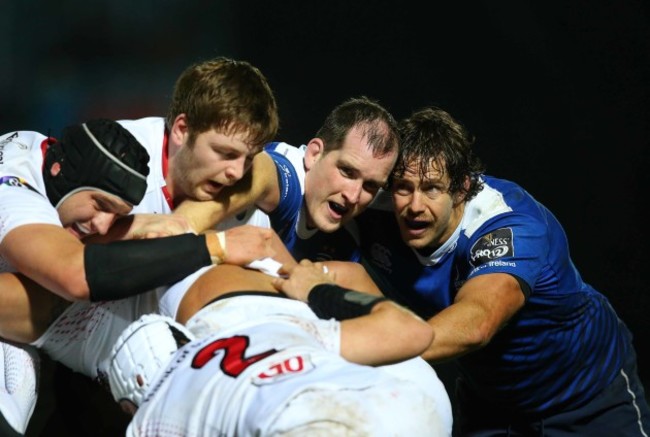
106;258;452;436
0;56;280;435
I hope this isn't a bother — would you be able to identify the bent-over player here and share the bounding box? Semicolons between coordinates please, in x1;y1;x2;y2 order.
106;260;451;436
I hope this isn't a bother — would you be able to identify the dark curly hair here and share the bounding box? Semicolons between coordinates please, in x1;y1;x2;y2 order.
393;107;485;201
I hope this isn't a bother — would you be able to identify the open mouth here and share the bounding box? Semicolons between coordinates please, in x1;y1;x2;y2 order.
204;180;224;194
328;201;349;218
69;222;92;239
404;218;429;230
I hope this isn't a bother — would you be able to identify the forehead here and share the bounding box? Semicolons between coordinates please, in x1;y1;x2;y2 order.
339;125;378;152
198;128;256;153
398;157;447;182
336;126;396;162
89;190;133;212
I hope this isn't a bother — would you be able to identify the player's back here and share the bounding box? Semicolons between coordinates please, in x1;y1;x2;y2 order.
129;293;448;436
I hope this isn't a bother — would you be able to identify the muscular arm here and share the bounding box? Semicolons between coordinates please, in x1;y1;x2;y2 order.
320;261;383;296
421;273;525;362
176;228;297;323
274;261;434;367
85;214;194;241
1;224;91;300
1;223;272;302
173;152;281;232
339;302;434;366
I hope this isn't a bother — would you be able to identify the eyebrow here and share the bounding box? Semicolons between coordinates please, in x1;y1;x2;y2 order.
344;151;394;182
97;195;131;212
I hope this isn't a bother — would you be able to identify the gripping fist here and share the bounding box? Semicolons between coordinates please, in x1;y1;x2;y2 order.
272;259;336;302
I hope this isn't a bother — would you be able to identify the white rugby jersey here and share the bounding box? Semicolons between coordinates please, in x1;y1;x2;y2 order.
117;117;172;214
0;130;62;272
129;295;449;436
32;289;163;379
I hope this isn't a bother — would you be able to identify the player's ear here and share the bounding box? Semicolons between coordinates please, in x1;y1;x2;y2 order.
304;138;324;170
170;114;189;149
454;176;471;205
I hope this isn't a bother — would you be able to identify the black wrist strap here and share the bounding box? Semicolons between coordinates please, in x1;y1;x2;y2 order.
86;233;211;302
307;283;388;320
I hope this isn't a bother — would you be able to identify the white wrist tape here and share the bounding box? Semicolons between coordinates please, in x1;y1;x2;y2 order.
211;231;227;264
245;257;285;277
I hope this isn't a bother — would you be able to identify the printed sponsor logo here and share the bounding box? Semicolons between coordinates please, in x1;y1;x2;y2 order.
253;354;314;385
0;133;28;165
0;176;40;194
276;162;292;198
469;228;514;267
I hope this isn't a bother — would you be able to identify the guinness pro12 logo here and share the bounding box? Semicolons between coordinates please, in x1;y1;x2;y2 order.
469;228;514;267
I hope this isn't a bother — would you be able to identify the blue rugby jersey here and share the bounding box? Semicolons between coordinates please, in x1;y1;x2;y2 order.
263;142;360;262
357;175;632;416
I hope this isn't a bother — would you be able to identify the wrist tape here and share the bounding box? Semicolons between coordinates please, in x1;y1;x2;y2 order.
86;233;211;302
210;231;227;264
307;283;388;320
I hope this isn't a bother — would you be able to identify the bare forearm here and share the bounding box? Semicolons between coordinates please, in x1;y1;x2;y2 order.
421;303;491;362
174;152;279;233
421;274;526;363
323;261;383;296
341;302;434;366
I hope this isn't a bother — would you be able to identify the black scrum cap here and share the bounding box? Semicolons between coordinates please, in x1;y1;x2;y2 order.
43;119;150;207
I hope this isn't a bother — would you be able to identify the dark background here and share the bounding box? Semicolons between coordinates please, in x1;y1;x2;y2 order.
3;0;648;406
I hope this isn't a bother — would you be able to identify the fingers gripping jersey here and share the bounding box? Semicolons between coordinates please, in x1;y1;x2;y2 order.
128;295;448;436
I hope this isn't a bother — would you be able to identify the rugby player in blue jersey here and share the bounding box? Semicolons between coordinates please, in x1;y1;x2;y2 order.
356;107;650;436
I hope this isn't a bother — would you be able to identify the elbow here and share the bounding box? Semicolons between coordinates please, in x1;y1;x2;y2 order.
66;289;90;302
420;323;494;363
61;284;90;302
57;276;91;302
444;324;493;357
469;321;497;349
411;322;435;356
394;315;435;358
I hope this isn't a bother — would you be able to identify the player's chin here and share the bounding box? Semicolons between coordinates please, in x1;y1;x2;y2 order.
315;215;343;233
399;227;430;249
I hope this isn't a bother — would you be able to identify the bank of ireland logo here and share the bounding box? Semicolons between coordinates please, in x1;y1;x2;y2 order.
370;242;392;273
469;228;514;267
0;176;40;194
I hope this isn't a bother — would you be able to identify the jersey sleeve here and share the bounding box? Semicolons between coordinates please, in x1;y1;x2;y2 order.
0;131;61;244
465;212;548;294
264;146;304;225
0;178;61;244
